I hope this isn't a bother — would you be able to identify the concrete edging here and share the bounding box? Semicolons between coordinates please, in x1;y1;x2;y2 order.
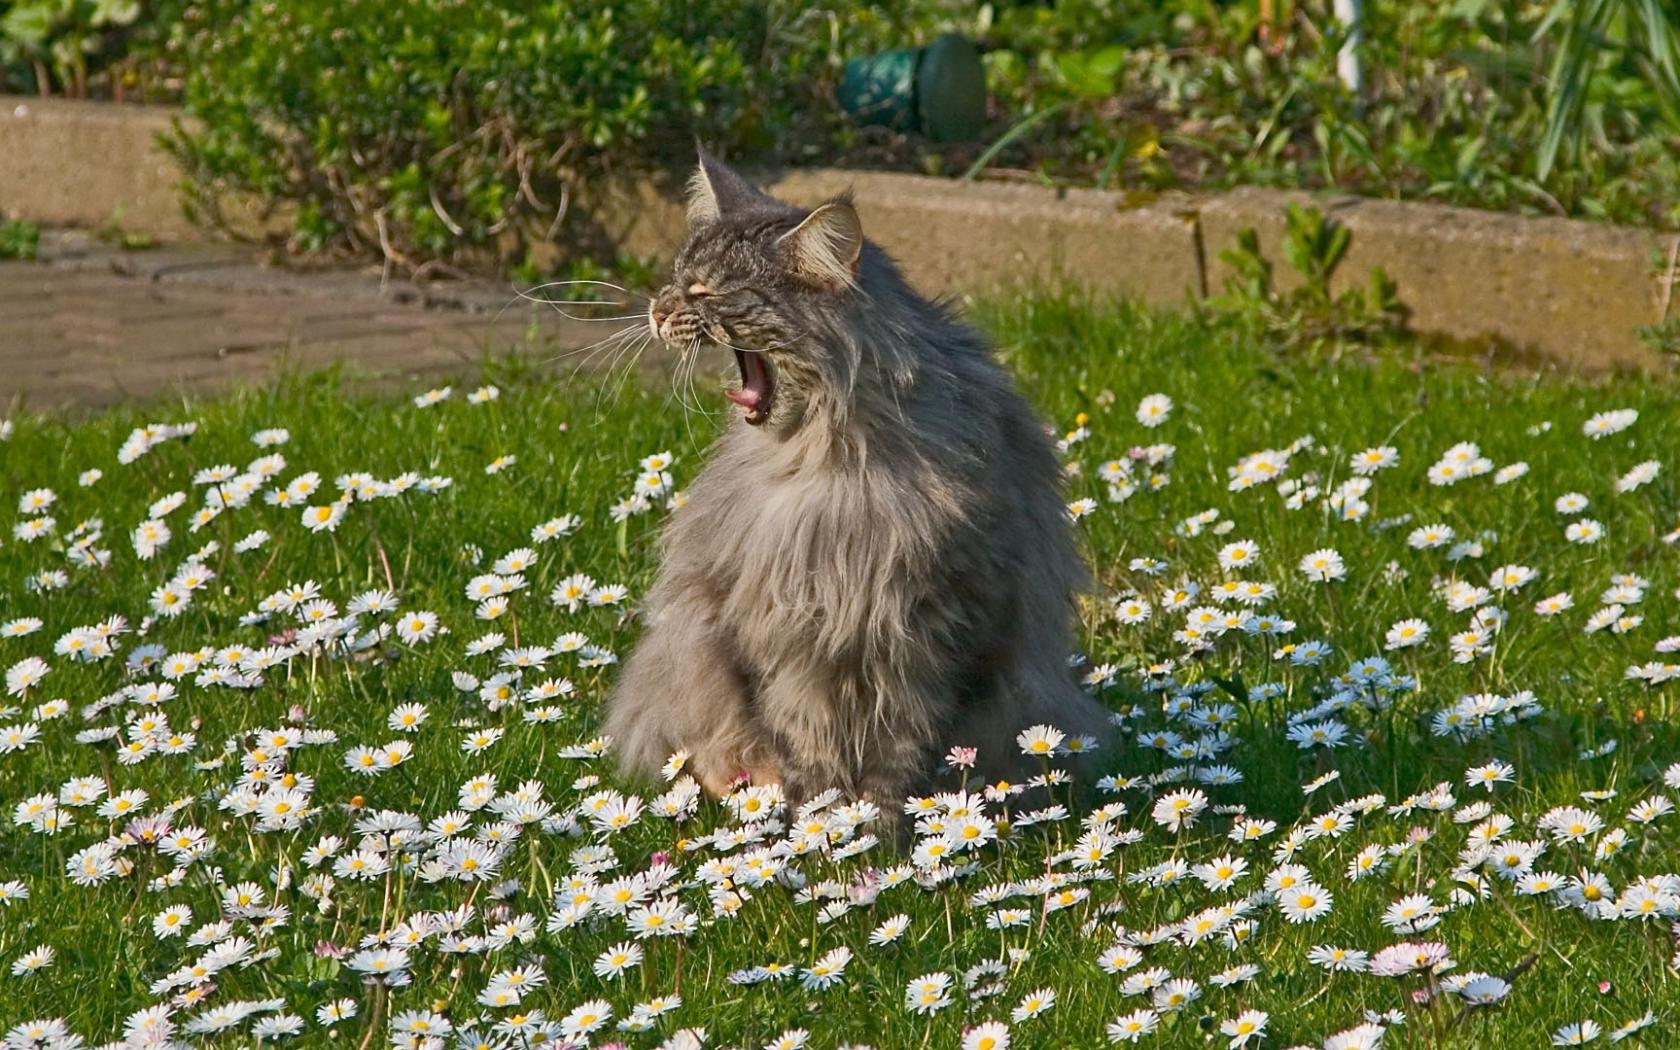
3;95;1673;371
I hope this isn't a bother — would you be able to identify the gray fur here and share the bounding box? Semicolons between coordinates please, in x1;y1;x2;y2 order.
604;152;1109;808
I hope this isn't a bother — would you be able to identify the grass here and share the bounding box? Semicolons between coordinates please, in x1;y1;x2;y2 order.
0;292;1676;1049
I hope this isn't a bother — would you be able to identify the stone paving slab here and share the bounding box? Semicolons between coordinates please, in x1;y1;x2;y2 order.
0;232;645;412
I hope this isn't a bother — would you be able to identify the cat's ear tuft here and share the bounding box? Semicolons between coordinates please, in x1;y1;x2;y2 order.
687;147;761;225
778;200;863;292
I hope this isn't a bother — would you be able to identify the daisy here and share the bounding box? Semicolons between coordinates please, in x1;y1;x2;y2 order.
300;501;347;533
532;515;581;542
6;657;49;696
1408;523;1455;549
1108;1009;1159;1043
1011;988;1055;1022
1136;394;1173;427
552;573;596;611
559;1000;611;1040
592;941;643;979
1299;548;1346;582
1552;1020;1602;1046
964;1021;1011;1050
1098;945;1144;973
1465;760;1515;791
10;945;54;976
1566;519;1605;544
1279;884;1333;922
588;584;629;606
1;618;42;638
1384;618;1429;649
1217;539;1260;572
1610;1012;1656;1043
1017;724;1065;756
1583;408;1636;438
1616;460;1660;493
905;971;954;1015
1151;789;1208;831
1151;978;1200;1012
1350;446;1398;474
870;914;910;946
1307;945;1369;972
152;905;192;939
1191;855;1248;891
1220;1010;1268;1048
395;611;439;644
800;946;852;990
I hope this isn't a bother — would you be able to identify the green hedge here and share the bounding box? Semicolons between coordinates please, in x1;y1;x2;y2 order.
16;0;1680;272
163;0;907;271
0;0;181;98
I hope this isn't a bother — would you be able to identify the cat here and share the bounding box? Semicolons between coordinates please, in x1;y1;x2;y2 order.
603;150;1110;811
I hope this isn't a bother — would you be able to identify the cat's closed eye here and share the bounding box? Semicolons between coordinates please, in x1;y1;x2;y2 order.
686;282;715;298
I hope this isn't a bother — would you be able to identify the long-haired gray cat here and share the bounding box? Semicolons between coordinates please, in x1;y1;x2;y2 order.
604;151;1108;807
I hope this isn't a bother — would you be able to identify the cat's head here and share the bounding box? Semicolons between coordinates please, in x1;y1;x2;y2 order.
647;150;866;430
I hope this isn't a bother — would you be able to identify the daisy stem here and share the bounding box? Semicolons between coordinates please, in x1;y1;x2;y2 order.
371;525;395;594
355;982;385;1050
377;867;392;935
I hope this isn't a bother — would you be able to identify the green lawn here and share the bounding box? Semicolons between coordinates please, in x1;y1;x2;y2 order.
1;294;1676;1049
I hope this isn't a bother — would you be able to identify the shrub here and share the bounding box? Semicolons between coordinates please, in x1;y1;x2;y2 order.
0;215;41;259
0;0;182;97
162;0;909;272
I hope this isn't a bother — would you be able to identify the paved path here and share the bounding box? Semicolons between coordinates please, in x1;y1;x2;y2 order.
0;231;628;411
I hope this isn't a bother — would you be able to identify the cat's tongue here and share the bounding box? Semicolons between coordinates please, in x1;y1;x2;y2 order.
724;385;760;411
727;350;772;425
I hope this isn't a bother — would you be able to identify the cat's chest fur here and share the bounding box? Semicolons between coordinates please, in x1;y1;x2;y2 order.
668;426;976;664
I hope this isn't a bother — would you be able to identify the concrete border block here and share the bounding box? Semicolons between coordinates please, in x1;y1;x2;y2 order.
763;170;1204;306
1201;187;1674;371
0;97;191;236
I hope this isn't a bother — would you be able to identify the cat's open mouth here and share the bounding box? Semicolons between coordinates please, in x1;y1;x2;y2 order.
725;349;774;426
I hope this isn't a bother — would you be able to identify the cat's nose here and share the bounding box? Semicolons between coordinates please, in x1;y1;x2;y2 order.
649;305;668;326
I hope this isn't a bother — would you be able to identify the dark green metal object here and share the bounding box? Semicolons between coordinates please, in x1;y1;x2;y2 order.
838;33;986;143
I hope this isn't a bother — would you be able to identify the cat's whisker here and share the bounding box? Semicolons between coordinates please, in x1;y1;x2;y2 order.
665;339;703;417
590;329;655;420
602;341;653;420
491;279;641;331
526;301;649;324
665;339;704;449
519;278;632;296
558;332;654;401
509;279;648;324
675;336;722;453
704;329;803;356
541;323;644;370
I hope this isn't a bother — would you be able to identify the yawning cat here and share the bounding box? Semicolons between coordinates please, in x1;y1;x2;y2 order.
604;151;1110;809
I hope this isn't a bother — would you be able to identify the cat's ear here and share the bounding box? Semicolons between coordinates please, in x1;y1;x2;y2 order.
778;200;863;292
687;147;761;224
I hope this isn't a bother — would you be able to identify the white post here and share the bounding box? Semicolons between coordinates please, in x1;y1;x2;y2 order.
1333;0;1364;94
